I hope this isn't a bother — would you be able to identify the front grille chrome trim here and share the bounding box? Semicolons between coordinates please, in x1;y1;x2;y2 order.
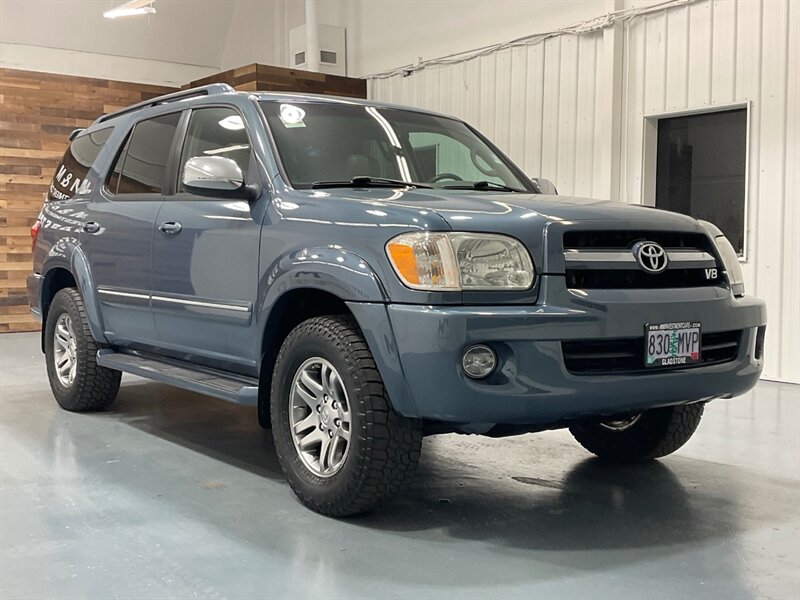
564;249;716;269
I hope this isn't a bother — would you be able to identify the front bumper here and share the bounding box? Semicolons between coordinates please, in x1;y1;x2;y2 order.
347;276;766;430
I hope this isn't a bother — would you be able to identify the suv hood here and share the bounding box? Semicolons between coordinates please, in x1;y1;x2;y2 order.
287;187;707;277
312;187;700;229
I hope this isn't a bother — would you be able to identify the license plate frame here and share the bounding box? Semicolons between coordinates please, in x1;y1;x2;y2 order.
645;322;701;368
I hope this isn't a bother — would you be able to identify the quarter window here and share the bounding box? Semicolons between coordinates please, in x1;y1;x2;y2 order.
107;112;181;195
178;107;252;193
48;127;113;202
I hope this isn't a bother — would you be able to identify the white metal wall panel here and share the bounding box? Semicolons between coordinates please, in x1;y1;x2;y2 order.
368;0;799;383
370;31;604;197
620;0;798;383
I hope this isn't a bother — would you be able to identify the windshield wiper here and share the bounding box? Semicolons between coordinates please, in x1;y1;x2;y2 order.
311;176;433;189
441;180;526;193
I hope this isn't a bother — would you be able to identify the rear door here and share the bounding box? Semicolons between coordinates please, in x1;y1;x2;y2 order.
151;105;263;373
81;111;181;345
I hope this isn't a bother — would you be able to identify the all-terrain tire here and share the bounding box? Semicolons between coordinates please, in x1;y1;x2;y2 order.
569;403;704;462
270;315;422;516
44;287;121;411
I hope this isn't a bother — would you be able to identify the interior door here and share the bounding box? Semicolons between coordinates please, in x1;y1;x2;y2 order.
82;111;181;345
151;105;263;373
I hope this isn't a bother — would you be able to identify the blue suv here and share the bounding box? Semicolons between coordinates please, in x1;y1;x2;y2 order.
28;84;767;515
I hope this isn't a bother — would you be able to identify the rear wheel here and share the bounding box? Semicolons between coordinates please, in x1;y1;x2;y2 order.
44;288;121;412
270;315;422;516
569;403;704;462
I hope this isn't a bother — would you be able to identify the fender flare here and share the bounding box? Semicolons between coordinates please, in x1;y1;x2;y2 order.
257;246;388;315
255;246;419;414
40;240;107;345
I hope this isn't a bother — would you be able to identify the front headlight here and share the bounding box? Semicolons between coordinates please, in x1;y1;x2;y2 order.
698;220;744;296
386;232;535;291
714;235;745;295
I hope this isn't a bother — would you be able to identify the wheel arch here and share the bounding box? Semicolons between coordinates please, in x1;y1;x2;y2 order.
40;244;106;351
256;285;417;427
257;287;351;426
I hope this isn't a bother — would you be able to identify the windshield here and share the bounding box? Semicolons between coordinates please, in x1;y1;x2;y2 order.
260;101;533;191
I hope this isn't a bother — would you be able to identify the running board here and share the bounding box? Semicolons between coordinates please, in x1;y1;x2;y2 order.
96;350;259;406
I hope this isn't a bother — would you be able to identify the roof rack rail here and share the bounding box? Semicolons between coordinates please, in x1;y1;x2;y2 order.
95;83;235;124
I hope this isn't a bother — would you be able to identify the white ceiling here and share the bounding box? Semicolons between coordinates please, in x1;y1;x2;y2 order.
0;0;238;68
0;0;670;77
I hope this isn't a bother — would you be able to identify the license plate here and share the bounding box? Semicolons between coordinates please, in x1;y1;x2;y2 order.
645;322;701;368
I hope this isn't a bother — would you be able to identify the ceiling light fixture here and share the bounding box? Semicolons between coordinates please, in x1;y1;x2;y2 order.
103;0;156;19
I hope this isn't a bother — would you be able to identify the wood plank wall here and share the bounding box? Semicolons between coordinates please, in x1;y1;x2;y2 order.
185;63;367;98
0;68;176;333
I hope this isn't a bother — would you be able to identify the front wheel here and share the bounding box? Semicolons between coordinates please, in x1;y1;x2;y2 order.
569;403;704;462
270;315;422;516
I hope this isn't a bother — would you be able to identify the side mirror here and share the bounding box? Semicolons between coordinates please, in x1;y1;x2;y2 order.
182;156;245;196
532;177;558;195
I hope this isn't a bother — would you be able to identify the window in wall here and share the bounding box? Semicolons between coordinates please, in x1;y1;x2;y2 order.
655;108;747;255
178;107;252;193
108;112;181;195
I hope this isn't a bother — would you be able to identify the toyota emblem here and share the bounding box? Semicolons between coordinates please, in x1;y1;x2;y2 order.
632;241;669;273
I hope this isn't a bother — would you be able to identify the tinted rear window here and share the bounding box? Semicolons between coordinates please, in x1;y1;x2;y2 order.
107;112;181;195
47;127;113;202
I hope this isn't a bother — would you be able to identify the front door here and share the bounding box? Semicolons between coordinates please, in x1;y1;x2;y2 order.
82;111;181;345
151;106;263;373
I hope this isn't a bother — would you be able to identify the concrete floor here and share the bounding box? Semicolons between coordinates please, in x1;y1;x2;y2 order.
1;332;799;599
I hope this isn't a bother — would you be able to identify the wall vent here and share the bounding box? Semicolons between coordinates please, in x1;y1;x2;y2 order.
289;24;347;76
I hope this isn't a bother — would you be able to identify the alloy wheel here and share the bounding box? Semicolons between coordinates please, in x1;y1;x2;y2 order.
600;414;642;431
289;357;352;477
53;313;78;387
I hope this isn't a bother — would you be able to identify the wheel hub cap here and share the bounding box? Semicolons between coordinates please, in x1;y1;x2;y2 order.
53;313;77;387
289;358;351;477
600;414;642;431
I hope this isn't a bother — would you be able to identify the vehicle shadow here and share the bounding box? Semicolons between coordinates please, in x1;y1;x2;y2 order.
109;378;284;481
103;379;795;576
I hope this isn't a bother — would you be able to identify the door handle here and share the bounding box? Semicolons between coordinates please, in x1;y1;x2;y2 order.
82;221;100;234
158;221;182;235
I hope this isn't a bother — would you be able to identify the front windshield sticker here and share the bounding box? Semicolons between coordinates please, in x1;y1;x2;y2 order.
279;104;306;128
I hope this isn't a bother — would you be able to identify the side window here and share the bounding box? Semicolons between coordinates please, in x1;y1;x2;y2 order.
48;127;113;202
107;112;181;196
178;107;252;192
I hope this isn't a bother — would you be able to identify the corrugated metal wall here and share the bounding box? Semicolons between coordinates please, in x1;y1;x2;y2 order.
368;0;799;383
370;32;607;197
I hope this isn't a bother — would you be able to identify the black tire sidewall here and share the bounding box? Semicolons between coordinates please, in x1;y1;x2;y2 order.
570;403;704;462
44;289;109;410
271;324;369;506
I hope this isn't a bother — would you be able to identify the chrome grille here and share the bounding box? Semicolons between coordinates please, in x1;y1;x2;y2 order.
562;230;723;290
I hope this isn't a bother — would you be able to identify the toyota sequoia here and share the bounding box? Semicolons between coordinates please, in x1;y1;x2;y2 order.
28;84;767;516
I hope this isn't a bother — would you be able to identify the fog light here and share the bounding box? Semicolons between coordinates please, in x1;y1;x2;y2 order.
754;326;766;360
462;345;497;379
